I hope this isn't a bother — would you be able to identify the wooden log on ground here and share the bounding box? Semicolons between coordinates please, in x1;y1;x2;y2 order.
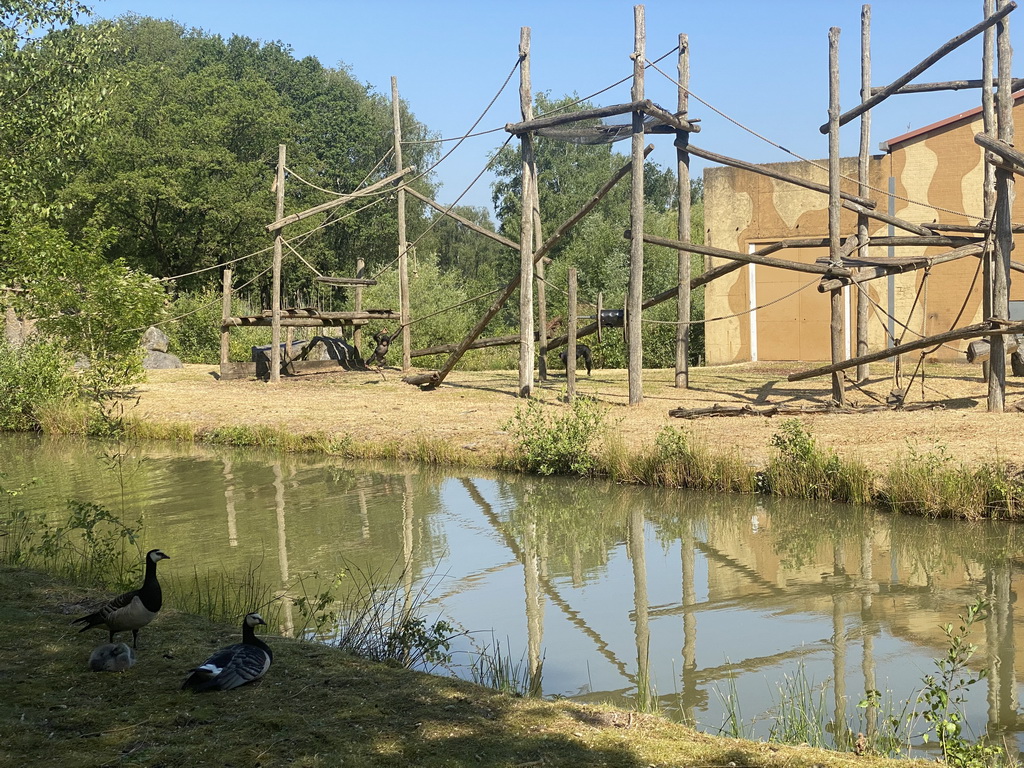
820;1;1016;133
667;402;941;419
788;320;1024;382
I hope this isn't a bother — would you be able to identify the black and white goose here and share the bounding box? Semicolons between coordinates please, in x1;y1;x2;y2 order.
72;548;170;648
181;612;273;692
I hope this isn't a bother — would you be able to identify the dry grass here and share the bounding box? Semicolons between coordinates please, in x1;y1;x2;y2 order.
127;360;1024;473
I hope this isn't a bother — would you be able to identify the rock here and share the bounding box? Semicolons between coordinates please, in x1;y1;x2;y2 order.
143;350;183;369
141;326;170;352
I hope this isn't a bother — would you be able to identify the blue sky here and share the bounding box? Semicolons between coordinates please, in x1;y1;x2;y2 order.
91;0;1008;216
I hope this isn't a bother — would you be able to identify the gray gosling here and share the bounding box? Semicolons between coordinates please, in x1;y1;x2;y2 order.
89;642;137;672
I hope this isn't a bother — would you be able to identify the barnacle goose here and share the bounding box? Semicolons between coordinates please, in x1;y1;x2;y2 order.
181;612;273;692
72;549;170;648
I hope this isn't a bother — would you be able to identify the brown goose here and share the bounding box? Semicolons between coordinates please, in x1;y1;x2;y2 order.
181;612;273;692
72;549;170;648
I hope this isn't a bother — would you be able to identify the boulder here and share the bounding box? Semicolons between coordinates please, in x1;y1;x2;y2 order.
141;326;170;353
143;350;183;369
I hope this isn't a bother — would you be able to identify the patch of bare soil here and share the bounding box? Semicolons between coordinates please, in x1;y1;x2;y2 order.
133;361;1024;471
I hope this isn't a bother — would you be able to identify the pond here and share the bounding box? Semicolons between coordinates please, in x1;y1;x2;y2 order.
2;433;1022;754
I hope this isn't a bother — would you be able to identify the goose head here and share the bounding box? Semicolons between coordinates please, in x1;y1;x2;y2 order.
147;549;171;563
244;612;266;628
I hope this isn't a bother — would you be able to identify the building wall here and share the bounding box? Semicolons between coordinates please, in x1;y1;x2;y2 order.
704;103;1024;365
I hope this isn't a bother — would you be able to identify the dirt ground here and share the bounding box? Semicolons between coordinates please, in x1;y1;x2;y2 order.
132;360;1024;471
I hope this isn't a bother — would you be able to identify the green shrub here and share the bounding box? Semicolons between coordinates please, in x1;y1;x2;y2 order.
502;396;605;476
759;419;872;503
0;338;81;431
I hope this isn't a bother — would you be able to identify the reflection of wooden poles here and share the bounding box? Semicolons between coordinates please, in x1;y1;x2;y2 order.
272;460;293;636
832;544;848;746
676;33;692;389
627;5;646;406
523;517;544;693
628;507;651;708
680;518;698;722
222;456;238;547
788;320;1024;382
860;526;877;738
402;473;414;615
404;147;653;388
819;1;1016;132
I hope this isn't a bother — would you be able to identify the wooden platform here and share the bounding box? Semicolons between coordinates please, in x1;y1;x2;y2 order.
222;308;399;328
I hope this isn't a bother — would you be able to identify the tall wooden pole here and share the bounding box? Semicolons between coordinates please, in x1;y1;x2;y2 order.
675;33;692;388
983;0;996;380
856;7;872;383
627;4;646;405
392;77;411;371
354;256;365;353
989;0;1014;412
220;267;232;373
828;28;846;405
270;143;286;384
518;27;536;398
534;186;548;382
567;268;578;402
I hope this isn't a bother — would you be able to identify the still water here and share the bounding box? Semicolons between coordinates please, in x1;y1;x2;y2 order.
2;433;1023;752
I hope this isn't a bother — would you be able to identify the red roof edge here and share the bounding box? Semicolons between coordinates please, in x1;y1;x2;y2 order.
880;89;1024;152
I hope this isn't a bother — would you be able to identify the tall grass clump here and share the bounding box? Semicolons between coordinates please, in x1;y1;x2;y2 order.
0;498;143;592
321;560;459;672
502;395;605;476
881;445;1024;519
614;426;755;493
168;560;283;629
759;419;872;503
468;633;543;697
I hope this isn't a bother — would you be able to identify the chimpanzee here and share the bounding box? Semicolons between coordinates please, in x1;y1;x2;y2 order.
365;327;394;367
558;344;593;376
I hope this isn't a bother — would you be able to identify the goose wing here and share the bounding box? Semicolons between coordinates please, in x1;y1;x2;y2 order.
182;643;272;692
73;588;141;630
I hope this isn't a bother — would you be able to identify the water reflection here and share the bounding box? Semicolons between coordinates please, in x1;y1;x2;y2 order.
3;433;1024;752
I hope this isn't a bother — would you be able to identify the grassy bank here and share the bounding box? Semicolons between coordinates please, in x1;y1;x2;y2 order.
1;565;932;768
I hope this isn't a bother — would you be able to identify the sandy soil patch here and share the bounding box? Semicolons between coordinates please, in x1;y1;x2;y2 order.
132;361;1024;471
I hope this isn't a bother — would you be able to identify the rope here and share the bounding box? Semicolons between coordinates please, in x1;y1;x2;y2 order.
282;238;323;278
404;286;506;326
644;276;821;326
155;246;269;283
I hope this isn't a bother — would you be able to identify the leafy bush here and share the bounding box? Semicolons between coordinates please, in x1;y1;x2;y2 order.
0;337;80;431
759;419;872;503
164;289;272;364
503;396;605;476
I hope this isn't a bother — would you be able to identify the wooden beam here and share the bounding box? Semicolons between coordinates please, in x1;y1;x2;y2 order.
265;167;414;231
871;76;1024;95
633;231;848;275
627;4;646;406
404;187;519;249
820;1;1017;133
788;320;1024;382
223;317;373;328
818;242;985;291
505;98;699;135
314;276;377;287
685;143;877;209
975;131;1024;175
